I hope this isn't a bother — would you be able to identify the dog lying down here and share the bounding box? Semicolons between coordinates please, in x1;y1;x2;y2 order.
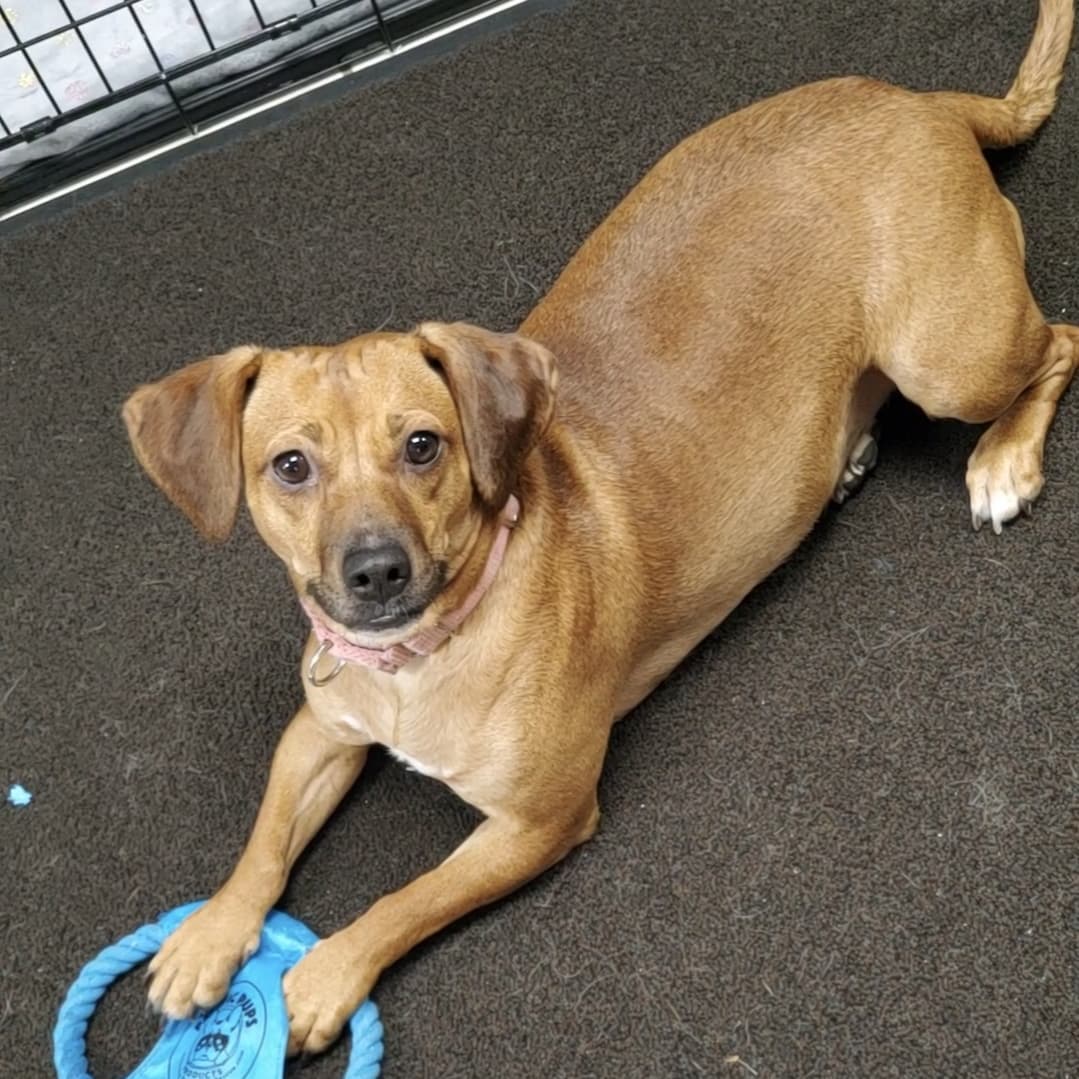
124;0;1075;1056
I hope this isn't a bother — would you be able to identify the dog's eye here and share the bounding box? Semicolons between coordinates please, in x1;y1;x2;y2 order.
405;431;441;467
272;450;311;484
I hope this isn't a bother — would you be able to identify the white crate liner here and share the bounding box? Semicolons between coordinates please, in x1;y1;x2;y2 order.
0;0;376;177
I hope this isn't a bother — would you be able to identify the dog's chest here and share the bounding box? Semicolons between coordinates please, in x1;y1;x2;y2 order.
336;671;472;775
332;707;455;780
314;662;514;809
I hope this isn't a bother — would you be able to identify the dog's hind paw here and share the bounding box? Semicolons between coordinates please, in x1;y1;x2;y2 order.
833;430;879;504
966;443;1042;534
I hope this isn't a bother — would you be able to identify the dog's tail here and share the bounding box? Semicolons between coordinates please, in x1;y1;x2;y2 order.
936;0;1074;147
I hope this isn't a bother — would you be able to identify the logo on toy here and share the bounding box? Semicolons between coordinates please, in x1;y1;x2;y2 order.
168;980;267;1079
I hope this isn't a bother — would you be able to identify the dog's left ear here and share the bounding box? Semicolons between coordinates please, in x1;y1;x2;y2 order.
122;346;263;542
416;322;558;509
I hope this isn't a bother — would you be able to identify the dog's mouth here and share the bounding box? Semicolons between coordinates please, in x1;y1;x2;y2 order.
358;604;428;631
306;575;443;640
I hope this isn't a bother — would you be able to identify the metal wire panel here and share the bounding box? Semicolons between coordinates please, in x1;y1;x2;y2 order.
0;0;513;214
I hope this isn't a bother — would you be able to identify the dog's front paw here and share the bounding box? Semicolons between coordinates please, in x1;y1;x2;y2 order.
147;896;264;1019
966;440;1043;534
283;933;375;1056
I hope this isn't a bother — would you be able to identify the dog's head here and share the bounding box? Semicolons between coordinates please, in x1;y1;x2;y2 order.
122;323;557;643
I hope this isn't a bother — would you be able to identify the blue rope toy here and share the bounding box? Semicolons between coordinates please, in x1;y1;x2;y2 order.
54;901;384;1079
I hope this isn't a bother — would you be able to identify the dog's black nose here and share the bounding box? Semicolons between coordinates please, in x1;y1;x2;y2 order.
342;542;412;604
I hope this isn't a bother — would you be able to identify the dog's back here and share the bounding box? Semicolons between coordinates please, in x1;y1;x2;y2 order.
522;0;1076;699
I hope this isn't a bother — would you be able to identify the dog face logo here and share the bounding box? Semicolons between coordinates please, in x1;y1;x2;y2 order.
170;981;266;1079
187;1002;242;1068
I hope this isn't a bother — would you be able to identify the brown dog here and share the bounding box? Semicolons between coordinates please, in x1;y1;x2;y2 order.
124;0;1075;1056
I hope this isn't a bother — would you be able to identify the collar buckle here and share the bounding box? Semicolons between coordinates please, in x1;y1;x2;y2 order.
307;640;346;686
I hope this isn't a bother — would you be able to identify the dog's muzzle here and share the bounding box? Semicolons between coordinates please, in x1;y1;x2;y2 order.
302;495;520;682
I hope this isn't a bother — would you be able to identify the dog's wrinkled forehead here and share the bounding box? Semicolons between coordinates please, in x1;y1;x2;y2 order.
242;334;455;451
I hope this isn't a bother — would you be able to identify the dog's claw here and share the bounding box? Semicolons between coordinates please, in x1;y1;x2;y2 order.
966;432;1044;536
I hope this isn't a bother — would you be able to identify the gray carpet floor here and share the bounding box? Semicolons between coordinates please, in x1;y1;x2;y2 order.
1;1;1076;1076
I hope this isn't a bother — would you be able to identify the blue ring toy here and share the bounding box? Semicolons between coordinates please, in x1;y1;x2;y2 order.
54;902;384;1079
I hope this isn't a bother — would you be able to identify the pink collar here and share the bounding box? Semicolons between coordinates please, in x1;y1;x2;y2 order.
302;495;520;682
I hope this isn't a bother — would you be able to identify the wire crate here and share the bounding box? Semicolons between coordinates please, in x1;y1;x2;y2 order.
0;0;525;220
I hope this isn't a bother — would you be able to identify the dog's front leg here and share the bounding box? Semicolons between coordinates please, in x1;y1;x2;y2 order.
147;702;368;1018
283;803;599;1055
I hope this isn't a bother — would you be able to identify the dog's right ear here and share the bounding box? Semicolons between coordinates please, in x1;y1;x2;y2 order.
122;346;262;542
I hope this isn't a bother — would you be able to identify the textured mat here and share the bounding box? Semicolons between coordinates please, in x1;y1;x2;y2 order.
1;1;1075;1076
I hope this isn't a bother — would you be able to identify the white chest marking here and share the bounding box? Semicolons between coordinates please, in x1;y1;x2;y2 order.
339;713;370;737
386;745;449;781
337;711;451;781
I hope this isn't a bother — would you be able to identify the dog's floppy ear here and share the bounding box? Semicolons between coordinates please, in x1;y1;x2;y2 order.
122;346;262;542
416;322;558;508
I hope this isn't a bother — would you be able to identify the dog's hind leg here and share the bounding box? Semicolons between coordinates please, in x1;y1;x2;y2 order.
880;285;1075;534
869;172;1075;535
966;322;1078;532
